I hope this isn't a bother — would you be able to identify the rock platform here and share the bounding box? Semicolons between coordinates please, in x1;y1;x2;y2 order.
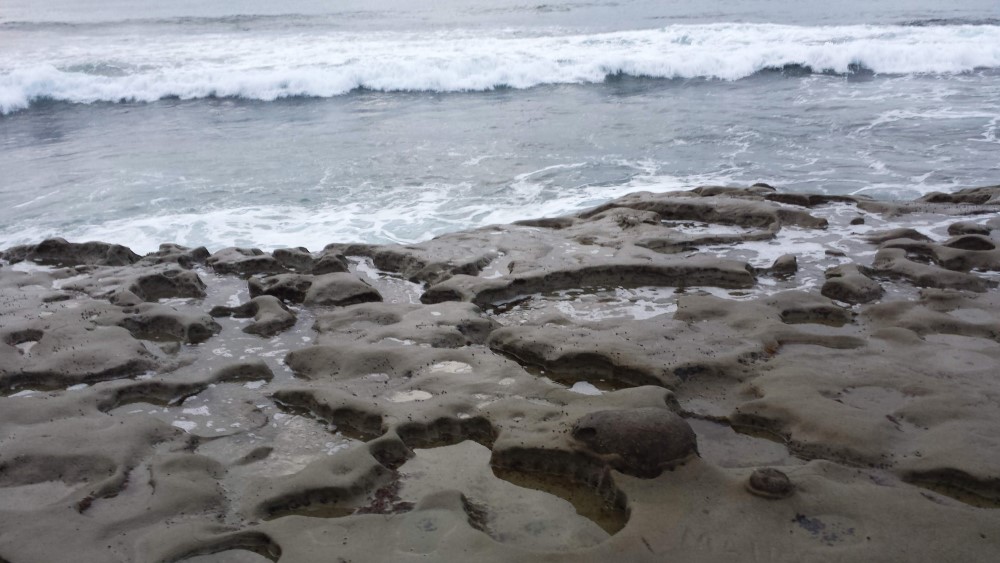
2;184;999;562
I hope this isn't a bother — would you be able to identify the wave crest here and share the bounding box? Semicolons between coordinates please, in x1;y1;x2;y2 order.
3;23;1000;114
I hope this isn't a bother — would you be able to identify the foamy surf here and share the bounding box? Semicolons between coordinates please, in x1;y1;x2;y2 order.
0;170;701;253
3;23;1000;114
0;170;976;255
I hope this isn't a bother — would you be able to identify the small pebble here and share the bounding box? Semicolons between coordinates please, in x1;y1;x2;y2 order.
746;468;794;499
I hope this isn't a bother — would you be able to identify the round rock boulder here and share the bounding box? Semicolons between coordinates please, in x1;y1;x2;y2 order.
571;407;698;478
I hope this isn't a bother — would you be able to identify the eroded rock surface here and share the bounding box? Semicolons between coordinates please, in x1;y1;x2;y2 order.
2;185;1000;562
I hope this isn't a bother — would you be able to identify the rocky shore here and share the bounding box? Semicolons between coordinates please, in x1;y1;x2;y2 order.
1;184;999;562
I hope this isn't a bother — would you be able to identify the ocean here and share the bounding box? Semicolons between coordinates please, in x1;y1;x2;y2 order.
1;0;998;253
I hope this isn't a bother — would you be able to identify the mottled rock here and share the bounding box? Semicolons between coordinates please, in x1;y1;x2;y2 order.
140;243;210;268
3;238;140;267
943;234;996;252
770;254;798;277
272;247;314;272
764;193;859;208
4;187;1000;563
2;324;160;391
746;468;794;499
872;248;997;291
822;263;884;304
213;360;275;383
919;185;1000;205
312;250;350;275
116;304;222;344
128;268;207;301
313;302;497;347
108;289;145;307
864;228;932;245
948;221;992;236
423;258;756;307
304;273;383;307
583;192;828;229
880;236;1000;273
210;295;296;337
206;247;285;277
571;408;698;478
764;291;853;326
248;273;314;303
249;273;382;307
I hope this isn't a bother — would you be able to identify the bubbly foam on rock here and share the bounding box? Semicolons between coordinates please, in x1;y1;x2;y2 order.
387;390;434;403
569;381;603;396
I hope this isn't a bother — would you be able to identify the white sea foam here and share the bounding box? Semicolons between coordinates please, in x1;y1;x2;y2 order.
0;168;706;253
2;23;999;114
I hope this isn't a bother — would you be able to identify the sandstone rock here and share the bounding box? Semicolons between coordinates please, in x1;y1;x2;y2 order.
4;186;1000;563
764;192;858;208
115;304;222;344
128;268;207;301
864;228;932;244
140;243;210;268
770;254;797;277
2;238;140;267
108;289;145;307
248;273;314;303
821;263;884;304
880;236;1000;273
571;408;698;478
249;273;382;307
272;247;314;272
746;468;794;499
2;324;160;391
872;248;997;292
210;295;296;337
948;221;992;236
423;258;756;307
206;247;285;277
304;273;383;307
312;250;350;275
583;192;828;229
919;185;1000;205
313;302;497;347
942;234;996;251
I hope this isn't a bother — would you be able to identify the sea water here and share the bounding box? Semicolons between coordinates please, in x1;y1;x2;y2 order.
1;0;998;253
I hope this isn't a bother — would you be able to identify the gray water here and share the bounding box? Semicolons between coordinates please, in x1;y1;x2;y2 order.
1;0;998;252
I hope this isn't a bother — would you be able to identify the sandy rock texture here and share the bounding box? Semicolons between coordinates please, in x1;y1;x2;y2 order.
1;185;999;562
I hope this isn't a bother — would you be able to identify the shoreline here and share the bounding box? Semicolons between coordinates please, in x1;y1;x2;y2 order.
2;184;999;561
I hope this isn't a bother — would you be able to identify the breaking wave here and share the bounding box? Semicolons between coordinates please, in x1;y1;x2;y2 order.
3;23;1000;114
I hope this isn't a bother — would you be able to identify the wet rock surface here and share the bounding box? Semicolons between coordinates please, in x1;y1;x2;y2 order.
2;186;1000;562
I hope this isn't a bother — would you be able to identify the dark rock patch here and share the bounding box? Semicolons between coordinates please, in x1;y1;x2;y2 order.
210;295;297;337
207;247;286;277
948;221;992;236
3;238;140;267
128;268;207;301
822;264;884;304
571;408;698;478
746;468;795;499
